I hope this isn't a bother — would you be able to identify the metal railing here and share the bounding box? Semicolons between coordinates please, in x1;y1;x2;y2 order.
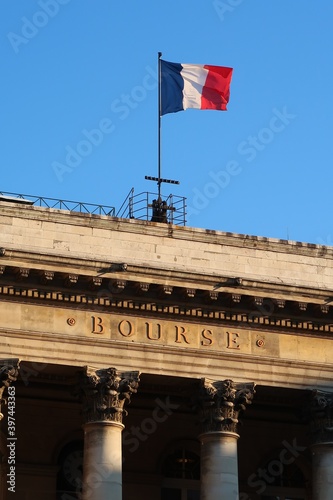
0;191;116;216
117;188;187;226
0;189;187;224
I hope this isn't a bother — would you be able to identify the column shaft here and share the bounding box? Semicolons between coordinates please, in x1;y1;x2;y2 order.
310;390;333;499
312;444;333;500
82;421;124;500
200;431;239;500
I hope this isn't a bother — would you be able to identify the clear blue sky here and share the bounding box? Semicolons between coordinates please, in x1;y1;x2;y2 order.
1;1;333;245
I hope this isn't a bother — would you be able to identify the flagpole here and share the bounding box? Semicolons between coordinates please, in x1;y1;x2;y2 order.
145;53;180;222
158;51;162;199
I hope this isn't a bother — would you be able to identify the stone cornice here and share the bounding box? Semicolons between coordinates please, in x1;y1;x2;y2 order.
1;247;332;299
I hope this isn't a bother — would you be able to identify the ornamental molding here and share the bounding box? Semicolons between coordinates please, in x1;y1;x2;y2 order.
198;378;255;434
0;359;20;421
0;283;332;336
309;390;333;445
77;367;140;424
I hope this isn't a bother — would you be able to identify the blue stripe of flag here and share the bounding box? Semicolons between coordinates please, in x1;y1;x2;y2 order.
161;60;184;115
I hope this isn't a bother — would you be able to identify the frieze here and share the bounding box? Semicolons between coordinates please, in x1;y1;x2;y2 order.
89;314;251;353
85;314;280;357
1;300;333;366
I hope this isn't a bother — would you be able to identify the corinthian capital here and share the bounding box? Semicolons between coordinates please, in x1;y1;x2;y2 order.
199;378;255;434
79;367;140;424
310;390;333;445
0;359;20;421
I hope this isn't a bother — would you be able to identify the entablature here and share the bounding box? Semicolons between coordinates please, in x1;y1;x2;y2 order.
0;252;333;336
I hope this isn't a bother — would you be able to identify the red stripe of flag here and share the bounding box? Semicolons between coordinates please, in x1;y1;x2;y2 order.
201;65;233;110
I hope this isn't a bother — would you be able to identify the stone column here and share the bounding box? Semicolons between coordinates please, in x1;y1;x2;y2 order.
310;390;333;500
0;359;20;421
198;378;255;500
79;367;140;500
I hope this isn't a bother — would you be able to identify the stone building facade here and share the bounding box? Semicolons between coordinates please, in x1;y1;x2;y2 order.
0;199;333;499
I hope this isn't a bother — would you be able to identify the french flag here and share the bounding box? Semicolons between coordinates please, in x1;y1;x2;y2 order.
161;60;233;116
